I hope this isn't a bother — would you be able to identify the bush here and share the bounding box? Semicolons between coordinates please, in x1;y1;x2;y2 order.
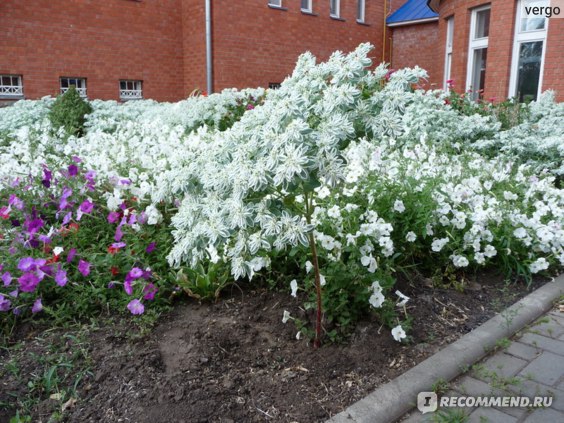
48;86;93;136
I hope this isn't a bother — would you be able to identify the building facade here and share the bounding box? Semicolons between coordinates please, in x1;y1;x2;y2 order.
0;0;382;103
0;0;562;103
388;0;564;101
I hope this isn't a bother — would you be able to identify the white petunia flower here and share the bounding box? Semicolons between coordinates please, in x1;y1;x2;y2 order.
391;325;406;342
290;279;298;297
395;290;410;306
393;199;405;213
282;310;291;324
406;232;417;242
53;246;64;256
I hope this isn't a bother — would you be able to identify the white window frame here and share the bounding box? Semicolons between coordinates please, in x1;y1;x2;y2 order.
268;0;282;7
508;0;548;101
444;16;454;90
330;0;340;18
466;5;491;99
0;75;23;98
301;0;312;13
357;0;366;22
60;77;87;97
120;80;143;100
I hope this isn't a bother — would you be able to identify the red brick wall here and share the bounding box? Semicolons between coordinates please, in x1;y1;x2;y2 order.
390;22;441;89
436;0;563;101
182;0;207;95
0;0;185;101
208;0;384;92
542;17;564;100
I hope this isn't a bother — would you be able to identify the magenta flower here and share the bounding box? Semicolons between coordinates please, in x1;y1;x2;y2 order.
62;212;72;225
18;272;40;292
68;164;78;177
127;299;145;315
79;200;94;214
114;224;124;242
32;298;43;313
18;257;46;272
72;156;82;163
2;272;12;286
78;259;91;277
128;214;137;225
67;248;77;263
54;267;68;287
124;279;133;295
0;294;11;312
127;267;144;280
9;195;24;210
107;211;120;223
42;167;52;188
26;218;44;234
146;242;156;253
0;206;10;219
143;283;158;301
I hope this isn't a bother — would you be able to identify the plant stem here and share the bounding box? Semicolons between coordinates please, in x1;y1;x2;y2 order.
304;190;322;348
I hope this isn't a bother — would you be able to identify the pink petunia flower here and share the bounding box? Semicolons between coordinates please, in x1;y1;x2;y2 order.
127;299;145;315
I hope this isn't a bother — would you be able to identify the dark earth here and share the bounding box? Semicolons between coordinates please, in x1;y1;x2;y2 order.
0;273;549;422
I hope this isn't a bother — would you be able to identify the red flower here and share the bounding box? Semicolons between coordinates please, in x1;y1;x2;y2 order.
46;254;60;264
107;246;119;255
69;222;79;232
110;266;120;276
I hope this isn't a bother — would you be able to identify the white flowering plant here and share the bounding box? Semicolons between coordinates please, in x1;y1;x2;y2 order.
1;43;563;346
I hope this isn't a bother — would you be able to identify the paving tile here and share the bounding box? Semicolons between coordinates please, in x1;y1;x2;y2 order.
526;315;564;339
507;380;564;412
468;407;517;422
517;333;564;357
517;351;564;386
471;353;528;382
398;410;425;422
522;407;564;422
452;376;505;397
505;341;541;361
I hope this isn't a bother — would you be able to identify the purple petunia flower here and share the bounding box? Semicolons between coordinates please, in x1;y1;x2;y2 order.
111;242;126;249
31;298;43;313
127;299;145;315
114;225;124;242
107;281;116;289
62;212;72;225
137;212;148;225
146;242;156;254
72;156;82;163
54;267;68;287
2;272;12;286
127;267;144;280
68;164;78;177
26;218;44;235
18;272;40;292
143;283;158;301
38;234;52;244
9;289;19;298
9;195;24;210
42;167;52;188
128;214;137;225
67;248;77;263
124;279;133;295
18;257;46;272
0;294;11;312
107;211;120;223
78;259;91;277
79;200;94;214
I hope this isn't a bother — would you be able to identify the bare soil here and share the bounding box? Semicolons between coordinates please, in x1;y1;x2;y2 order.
0;274;548;422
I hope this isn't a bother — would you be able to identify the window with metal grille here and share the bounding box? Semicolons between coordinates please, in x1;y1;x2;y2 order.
60;77;87;97
0;75;24;98
120;80;143;100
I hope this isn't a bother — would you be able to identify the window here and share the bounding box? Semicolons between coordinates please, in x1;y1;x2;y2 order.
268;82;281;89
0;75;23;98
466;6;490;100
330;0;340;18
444;17;454;90
509;0;548;102
120;80;142;100
357;0;366;22
268;0;282;7
60;77;87;97
301;0;312;13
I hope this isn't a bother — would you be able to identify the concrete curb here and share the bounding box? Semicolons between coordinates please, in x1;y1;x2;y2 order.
327;275;564;423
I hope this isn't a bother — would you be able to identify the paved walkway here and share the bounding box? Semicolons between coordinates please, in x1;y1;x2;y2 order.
400;306;564;422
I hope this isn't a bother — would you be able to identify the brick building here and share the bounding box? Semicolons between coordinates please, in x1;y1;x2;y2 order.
0;0;382;102
388;0;564;101
0;0;562;103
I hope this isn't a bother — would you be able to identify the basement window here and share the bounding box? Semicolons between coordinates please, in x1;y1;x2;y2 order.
0;75;23;98
60;77;87;97
120;80;143;100
301;0;312;13
330;0;341;18
268;0;282;7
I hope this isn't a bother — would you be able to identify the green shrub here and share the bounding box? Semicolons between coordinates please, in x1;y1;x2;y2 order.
48;86;93;136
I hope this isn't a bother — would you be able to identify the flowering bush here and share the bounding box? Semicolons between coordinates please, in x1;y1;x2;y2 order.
0;160;171;322
0;43;562;345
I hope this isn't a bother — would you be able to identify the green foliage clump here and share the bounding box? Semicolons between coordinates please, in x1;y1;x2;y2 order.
48;86;93;136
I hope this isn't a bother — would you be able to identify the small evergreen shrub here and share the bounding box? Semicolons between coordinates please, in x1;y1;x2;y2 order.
49;86;93;136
